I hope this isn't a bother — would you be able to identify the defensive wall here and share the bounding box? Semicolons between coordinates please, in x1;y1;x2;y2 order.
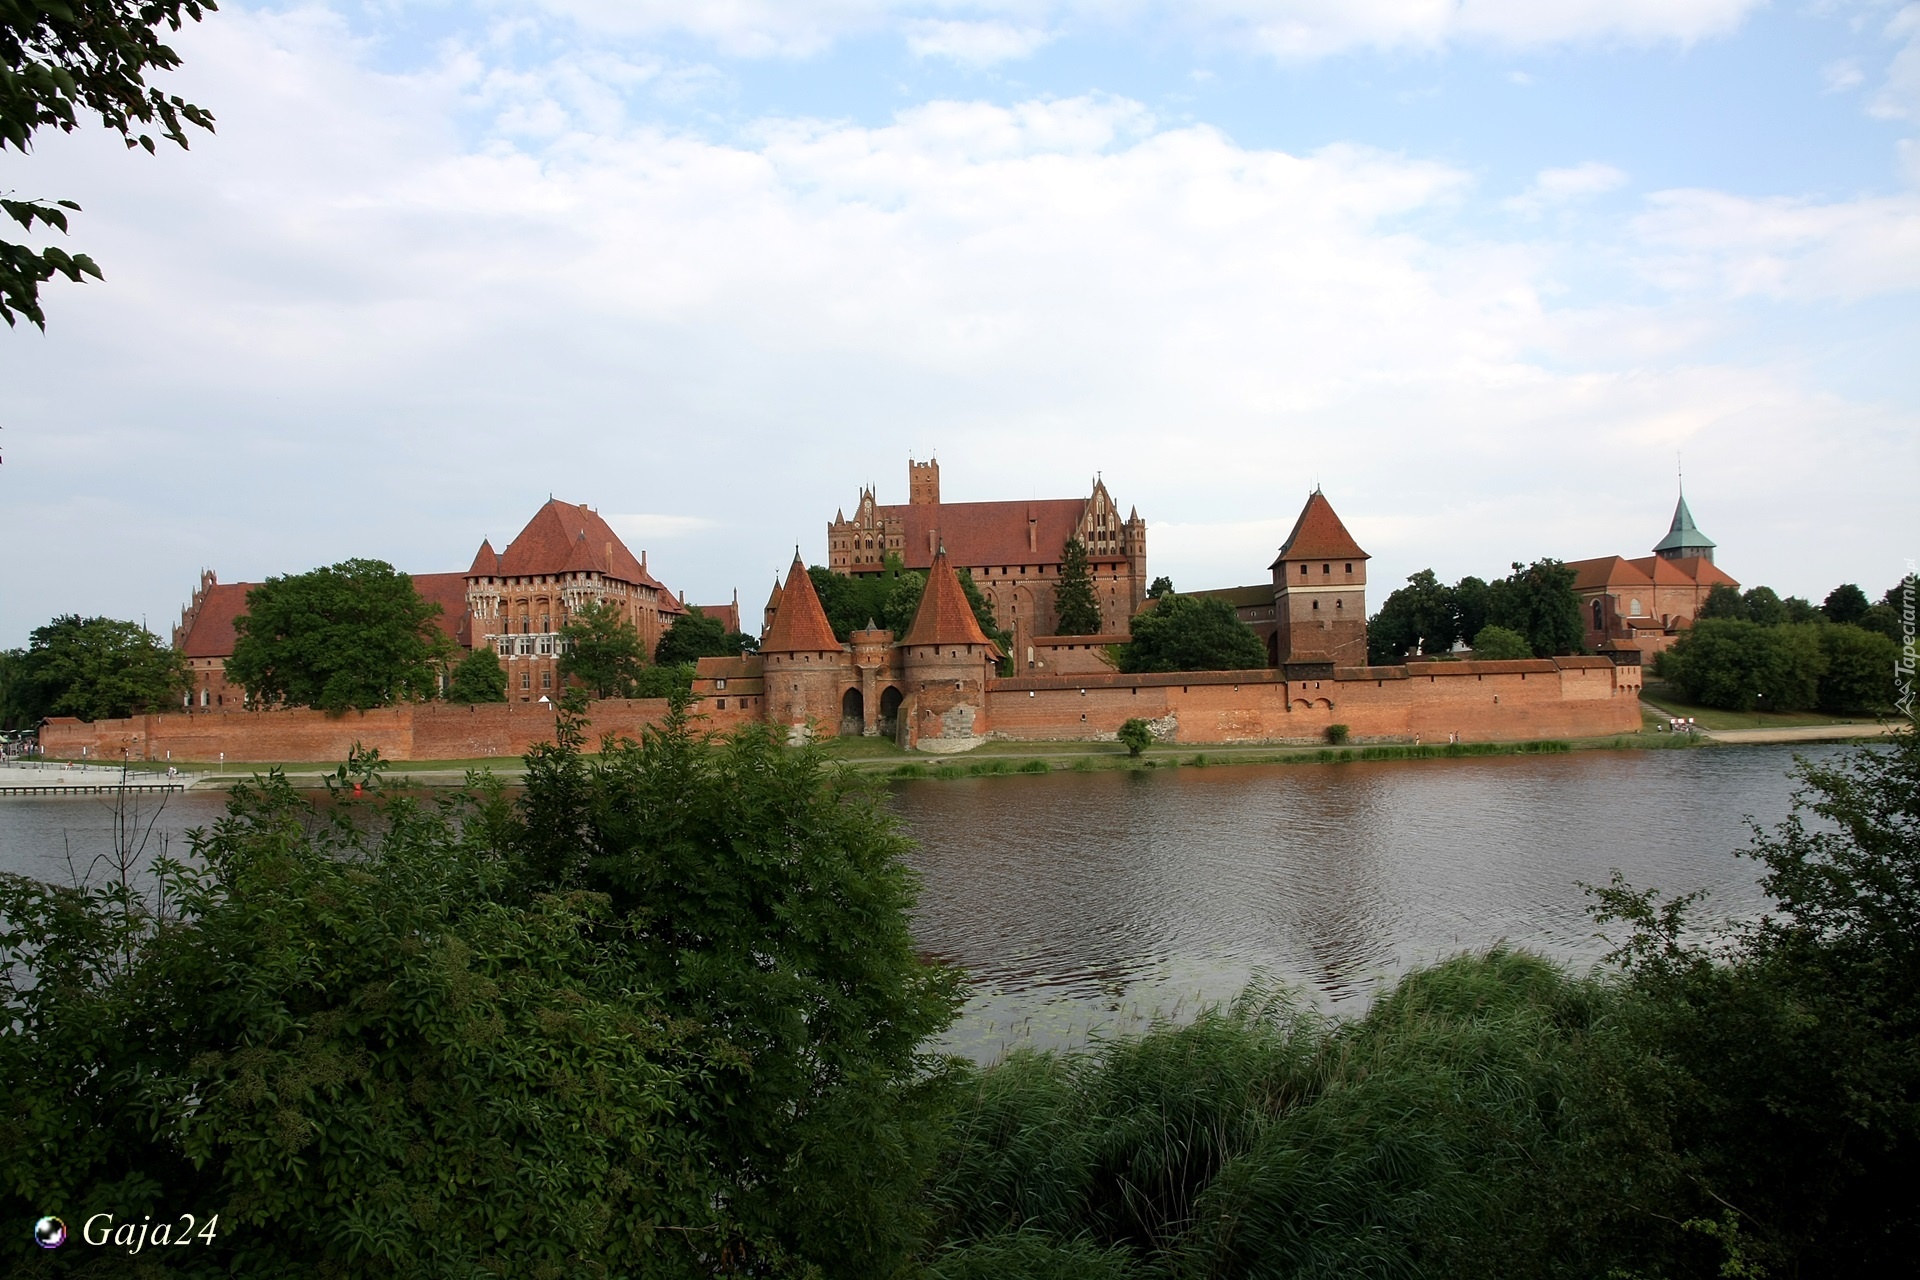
41;658;1640;763
984;656;1640;745
39;699;677;764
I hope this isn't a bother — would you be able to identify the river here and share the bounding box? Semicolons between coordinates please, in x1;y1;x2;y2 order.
0;745;1839;1060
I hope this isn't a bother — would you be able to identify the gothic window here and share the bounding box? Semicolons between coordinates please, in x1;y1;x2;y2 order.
521;671;530;690
1593;600;1606;630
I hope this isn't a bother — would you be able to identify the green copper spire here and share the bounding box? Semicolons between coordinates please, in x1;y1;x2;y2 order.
1652;491;1716;562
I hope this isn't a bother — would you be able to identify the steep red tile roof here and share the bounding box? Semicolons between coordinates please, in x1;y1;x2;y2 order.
1269;491;1368;567
902;549;999;654
1628;554;1738;589
412;571;473;646
876;498;1093;569
1567;556;1655;592
492;500;672;593
692;601;742;634
177;582;254;658
760;556;844;653
467;539;499;576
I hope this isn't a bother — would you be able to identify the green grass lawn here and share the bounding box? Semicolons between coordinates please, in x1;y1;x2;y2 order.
1639;681;1880;732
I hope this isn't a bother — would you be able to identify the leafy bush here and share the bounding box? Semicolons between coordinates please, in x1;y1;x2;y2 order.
1;701;964;1277
1117;719;1154;756
1469;624;1532;661
1323;723;1349;744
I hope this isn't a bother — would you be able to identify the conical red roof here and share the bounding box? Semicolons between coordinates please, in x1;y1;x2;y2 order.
902;549;998;654
467;539;499;576
759;556;843;653
1270;490;1368;567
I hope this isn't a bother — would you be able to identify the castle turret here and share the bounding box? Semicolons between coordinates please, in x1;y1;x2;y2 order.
758;555;853;740
898;546;999;749
1269;489;1369;671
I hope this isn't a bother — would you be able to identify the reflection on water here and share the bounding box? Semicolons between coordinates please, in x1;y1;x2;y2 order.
0;746;1844;1062
893;746;1839;1060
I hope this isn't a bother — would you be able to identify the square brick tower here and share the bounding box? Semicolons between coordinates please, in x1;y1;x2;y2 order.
1269;489;1369;672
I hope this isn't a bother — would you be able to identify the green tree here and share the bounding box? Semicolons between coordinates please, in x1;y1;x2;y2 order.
1816;624;1897;714
1590;728;1920;1274
2;0;217;332
654;607;756;666
1146;575;1175;600
558;600;648;699
1451;575;1491;645
226;560;452;712
445;646;508;704
1822;583;1871;626
810;556;922;641
1487;559;1585;657
632;662;694;699
1119;593;1267;674
1857;603;1901;644
7;614;189;722
1660;618;1826;712
1368;569;1458;663
513;699;964;1272
0;647;29;729
1117;718;1153;756
1053;537;1103;636
1782;595;1821;624
1743;585;1788;626
1469;624;1533;661
1698;583;1748;620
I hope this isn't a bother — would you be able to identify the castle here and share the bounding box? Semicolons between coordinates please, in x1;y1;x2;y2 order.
824;459;1147;652
687;482;1639;752
171;499;736;708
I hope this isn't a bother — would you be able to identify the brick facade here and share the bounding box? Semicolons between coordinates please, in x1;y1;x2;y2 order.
826;460;1148;658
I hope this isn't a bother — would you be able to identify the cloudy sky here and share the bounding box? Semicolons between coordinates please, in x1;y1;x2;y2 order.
3;0;1917;646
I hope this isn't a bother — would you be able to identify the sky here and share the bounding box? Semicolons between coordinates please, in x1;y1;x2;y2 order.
3;0;1917;647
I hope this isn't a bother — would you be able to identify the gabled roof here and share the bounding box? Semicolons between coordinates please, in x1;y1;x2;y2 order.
759;556;844;653
412;572;473;646
902;548;999;654
1270;490;1368;568
490;499;669;592
1567;556;1655;592
177;582;255;658
1630;553;1738;588
874;497;1094;569
691;600;742;634
1652;493;1716;555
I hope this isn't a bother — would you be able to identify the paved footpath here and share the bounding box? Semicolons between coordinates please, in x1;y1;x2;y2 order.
1697;722;1904;746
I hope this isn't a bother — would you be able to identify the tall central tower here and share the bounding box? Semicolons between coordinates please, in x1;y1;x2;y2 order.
908;457;940;505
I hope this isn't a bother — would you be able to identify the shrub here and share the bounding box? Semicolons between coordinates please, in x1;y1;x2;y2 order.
1324;723;1350;744
1117;719;1154;756
1469;624;1532;661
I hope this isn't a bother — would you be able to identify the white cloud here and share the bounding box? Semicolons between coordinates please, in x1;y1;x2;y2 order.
1504;161;1628;216
1631;189;1920;299
1823;58;1865;93
0;3;1910;641
906;19;1054;65
515;0;1763;60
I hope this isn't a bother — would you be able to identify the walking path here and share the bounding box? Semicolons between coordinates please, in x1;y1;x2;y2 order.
1697;722;1903;746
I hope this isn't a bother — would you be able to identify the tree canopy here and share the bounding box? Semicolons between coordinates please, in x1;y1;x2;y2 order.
558;600;649;699
1468;624;1532;661
1822;583;1871;626
226;560;452;712
0;614;189;723
807;558;1009;656
1485;559;1585;657
1368;569;1460;663
1052;537;1104;636
2;0;217;331
445;646;508;704
653;607;756;666
1119;593;1267;673
0;703;963;1276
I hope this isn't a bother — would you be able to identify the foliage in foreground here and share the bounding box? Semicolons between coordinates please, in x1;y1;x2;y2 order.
925;727;1920;1279
3;0;217;331
1;701;962;1277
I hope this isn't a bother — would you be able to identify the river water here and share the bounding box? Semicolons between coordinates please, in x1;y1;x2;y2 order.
0;745;1839;1060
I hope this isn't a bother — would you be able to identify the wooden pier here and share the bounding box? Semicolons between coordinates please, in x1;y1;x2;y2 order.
0;782;186;797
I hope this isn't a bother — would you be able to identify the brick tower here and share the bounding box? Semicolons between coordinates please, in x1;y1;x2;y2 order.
1269;489;1370;672
757;554;854;740
898;546;1002;749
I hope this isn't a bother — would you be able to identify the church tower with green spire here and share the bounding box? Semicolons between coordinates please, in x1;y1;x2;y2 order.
1652;490;1716;564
